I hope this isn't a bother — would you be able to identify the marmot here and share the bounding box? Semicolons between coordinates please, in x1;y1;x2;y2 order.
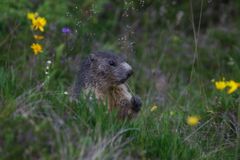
72;51;141;118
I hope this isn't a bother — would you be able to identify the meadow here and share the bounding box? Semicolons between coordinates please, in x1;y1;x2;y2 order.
0;0;240;159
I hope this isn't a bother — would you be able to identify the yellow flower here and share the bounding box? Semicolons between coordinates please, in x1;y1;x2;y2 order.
186;115;200;126
214;79;240;94
226;80;239;94
150;105;158;112
27;12;38;21
31;43;43;55
31;17;47;32
215;81;227;90
34;35;44;40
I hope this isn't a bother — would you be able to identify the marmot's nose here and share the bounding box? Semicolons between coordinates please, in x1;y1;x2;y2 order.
127;69;133;78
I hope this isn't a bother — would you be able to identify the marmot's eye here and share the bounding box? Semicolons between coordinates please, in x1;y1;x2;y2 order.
109;60;116;66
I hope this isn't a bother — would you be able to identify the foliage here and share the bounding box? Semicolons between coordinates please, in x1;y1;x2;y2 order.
0;0;240;159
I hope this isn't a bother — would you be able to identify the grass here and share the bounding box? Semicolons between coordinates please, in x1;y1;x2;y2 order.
0;55;239;159
1;0;240;159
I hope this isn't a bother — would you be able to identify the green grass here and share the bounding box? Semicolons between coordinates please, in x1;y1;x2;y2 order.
1;0;240;159
0;59;239;159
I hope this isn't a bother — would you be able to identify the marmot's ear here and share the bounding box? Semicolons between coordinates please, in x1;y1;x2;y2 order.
89;54;96;62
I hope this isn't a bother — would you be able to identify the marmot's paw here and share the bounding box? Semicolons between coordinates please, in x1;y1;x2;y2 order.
131;95;142;112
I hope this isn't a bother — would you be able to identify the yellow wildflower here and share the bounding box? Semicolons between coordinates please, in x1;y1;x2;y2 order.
215;81;227;90
31;43;43;55
34;35;44;40
150;105;158;112
226;80;239;94
214;79;240;94
27;12;38;21
31;17;47;32
186;115;200;126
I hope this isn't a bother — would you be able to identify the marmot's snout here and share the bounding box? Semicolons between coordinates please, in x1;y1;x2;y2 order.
126;68;133;78
117;62;133;84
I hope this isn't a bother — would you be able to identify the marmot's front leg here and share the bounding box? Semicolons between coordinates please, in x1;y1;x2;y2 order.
131;95;142;112
117;96;142;119
119;85;142;118
110;84;142;119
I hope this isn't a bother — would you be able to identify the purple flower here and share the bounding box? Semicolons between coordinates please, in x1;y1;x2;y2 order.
62;27;71;34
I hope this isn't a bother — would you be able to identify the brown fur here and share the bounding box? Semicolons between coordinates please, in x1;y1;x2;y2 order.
72;51;141;118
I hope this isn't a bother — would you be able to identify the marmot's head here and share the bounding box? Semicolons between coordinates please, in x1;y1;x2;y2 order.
89;51;133;87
